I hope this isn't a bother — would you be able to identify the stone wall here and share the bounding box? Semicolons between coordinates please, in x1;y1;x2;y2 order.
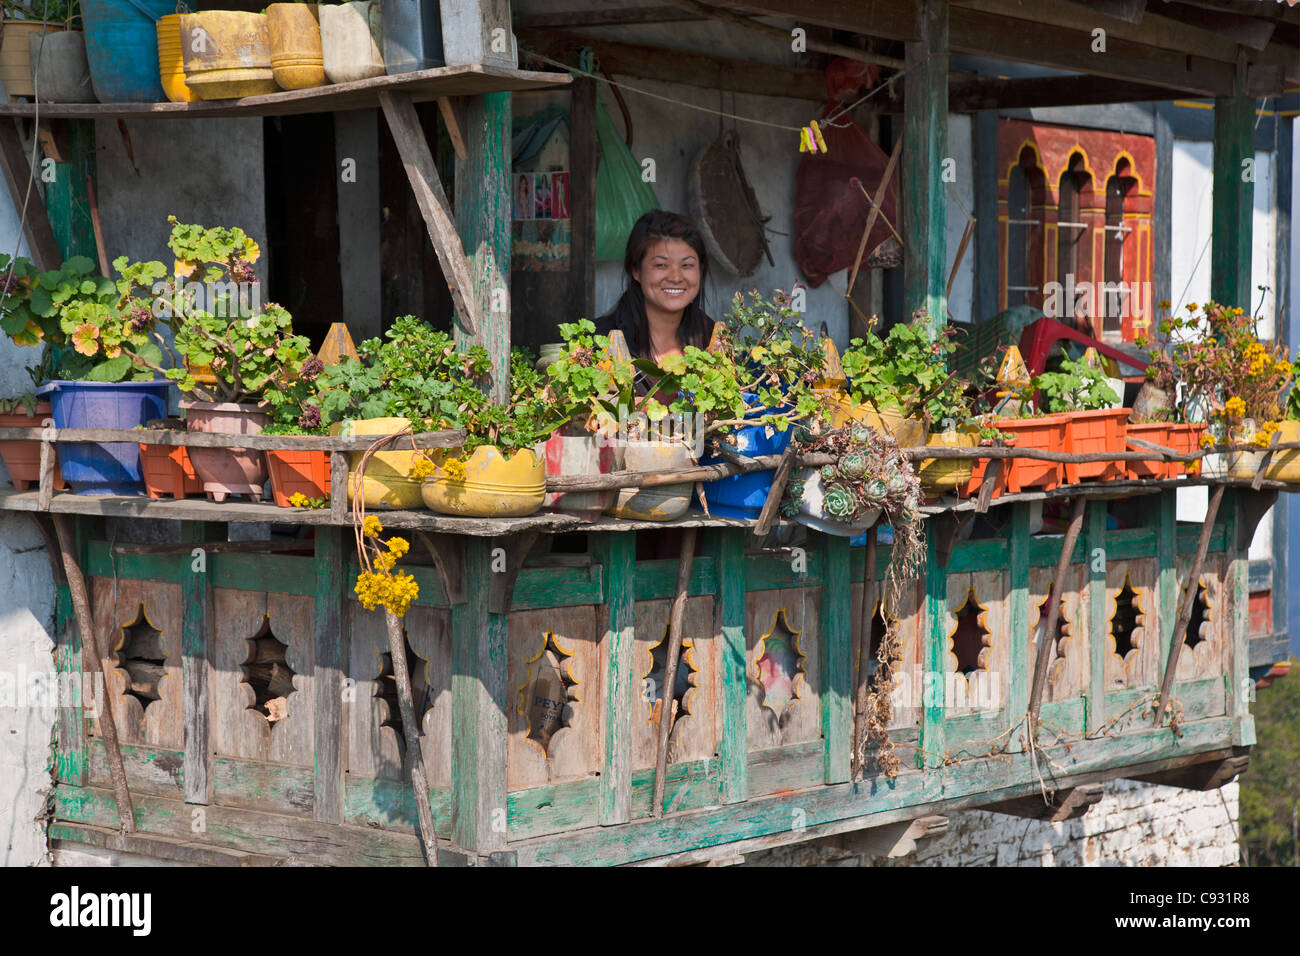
740;779;1240;867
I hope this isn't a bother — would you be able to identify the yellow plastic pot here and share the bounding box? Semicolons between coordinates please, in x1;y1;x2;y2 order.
918;425;980;494
1265;420;1300;484
336;416;425;510
267;3;325;90
422;445;546;518
1228;425;1266;481
824;391;928;448
156;15;196;103
179;11;277;100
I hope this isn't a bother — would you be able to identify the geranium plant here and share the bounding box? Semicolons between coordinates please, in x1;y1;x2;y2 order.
841;313;974;426
1031;350;1121;413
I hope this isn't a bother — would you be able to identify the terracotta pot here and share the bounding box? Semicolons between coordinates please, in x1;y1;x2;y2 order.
918;425;979;495
181;400;270;502
543;423;613;520
1060;407;1130;483
0;403;65;491
422;445;546;517
1264;420;1300;484
1124;422;1172;481
138;442;202;499
1165;423;1206;478
338;416;423;509
998;415;1067;493
266;444;331;506
605;440;694;521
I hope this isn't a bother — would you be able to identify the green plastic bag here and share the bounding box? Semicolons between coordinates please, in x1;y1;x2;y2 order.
595;99;658;261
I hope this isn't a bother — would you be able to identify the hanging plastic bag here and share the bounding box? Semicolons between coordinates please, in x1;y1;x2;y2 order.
595;97;659;261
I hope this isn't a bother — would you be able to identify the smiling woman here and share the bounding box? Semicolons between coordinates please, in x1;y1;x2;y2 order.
593;210;714;362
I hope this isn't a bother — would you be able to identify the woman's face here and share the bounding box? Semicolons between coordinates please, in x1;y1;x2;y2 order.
633;238;700;318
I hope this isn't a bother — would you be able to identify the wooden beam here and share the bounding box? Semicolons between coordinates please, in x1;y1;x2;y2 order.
514;5;704;28
1028;496;1087;734
180;523;214;807
518;28;827;101
948;75;1190;112
378;90;483;339
1210;83;1255;310
715;528;748;803
596;532;636;824
312;526;346;825
1160;2;1276;51
1086;500;1107;731
712;0;918;40
452;92;512;402
987;783;1105;822
0;119;63;270
653;528;699;817
821;533;852;785
902;0;948;328
1128;750;1250;791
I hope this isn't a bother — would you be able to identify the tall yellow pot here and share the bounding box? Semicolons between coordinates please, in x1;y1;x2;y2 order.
336;416;425;510
825;391;928;448
918;425;980;494
422;445;546;518
267;3;325;90
156;15;196;103
1264;420;1300;484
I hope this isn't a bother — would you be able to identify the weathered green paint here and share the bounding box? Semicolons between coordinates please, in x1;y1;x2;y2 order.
902;0;949;327
54;584;86;785
714;528;748;803
179;523;211;805
820;534;852;784
1177;523;1226;555
450;536;508;851
344;776;453;835
1105;528;1159;563
454;92;512;401
920;534;946;767
1087;500;1107;729
944;538;1008;574
594;532;635;825
312;526;346;823
1225;492;1255;745
633;555;716;602
1210;88;1255;309
1006;504;1030;745
1157;493;1177;696
1027;533;1089;568
45;121;96;261
746;550;823;590
1040;697;1087;734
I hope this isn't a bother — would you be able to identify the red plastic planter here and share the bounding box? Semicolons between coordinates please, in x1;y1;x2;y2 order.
267;447;331;507
998;415;1067;493
1166;423;1207;477
138;443;203;499
1061;408;1130;483
1124;422;1172;480
958;440;1012;500
0;405;66;491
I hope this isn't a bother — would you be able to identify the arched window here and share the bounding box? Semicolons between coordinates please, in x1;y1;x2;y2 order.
1006;146;1046;308
1102;159;1136;338
1056;152;1090;288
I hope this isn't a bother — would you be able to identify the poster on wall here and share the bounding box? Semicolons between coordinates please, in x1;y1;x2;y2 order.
512;99;573;272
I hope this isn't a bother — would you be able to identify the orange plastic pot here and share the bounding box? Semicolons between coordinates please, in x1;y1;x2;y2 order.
1166;423;1206;477
266;445;331;507
1061;408;1130;483
997;415;1067;493
138;442;202;499
1124;422;1172;481
0;404;65;491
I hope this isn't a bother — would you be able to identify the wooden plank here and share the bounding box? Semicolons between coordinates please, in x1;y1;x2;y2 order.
949;75;1188;112
1006;505;1030;742
1087;501;1107;730
179;524;212;805
378;90;482;338
821;534;852;784
1210;87;1255;309
0;119;62;270
633;556;717;602
51;821;284;866
920;530;946;768
902;0;949;328
1028;497;1087;734
54;584;86;786
0;64;568;119
653;528;700;816
715;529;748;803
1226;492;1255;746
595;532;636;824
312;527;346;823
452;91;512;400
1157;491;1177;698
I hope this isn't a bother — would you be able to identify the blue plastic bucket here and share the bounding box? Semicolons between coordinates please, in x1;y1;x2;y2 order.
699;401;793;519
81;0;173;103
35;380;170;495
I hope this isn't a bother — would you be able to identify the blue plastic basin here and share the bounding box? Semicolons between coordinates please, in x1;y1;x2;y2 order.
35;380;170;495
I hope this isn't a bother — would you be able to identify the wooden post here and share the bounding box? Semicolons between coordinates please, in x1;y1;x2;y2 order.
451;536;509;854
1005;503;1029;748
1086;500;1107;731
1210;80;1254;309
821;533;852;784
44;120;96;262
0;119;62;270
386;609;438;865
653;528;699;818
714;528;748;803
180;522;215;806
920;529;947;768
1156;490;1178;698
902;0;949;330
1028;496;1086;736
852;533;877;779
596;532;636;824
312;526;347;824
454;91;512;403
1224;491;1255;746
54;583;86;787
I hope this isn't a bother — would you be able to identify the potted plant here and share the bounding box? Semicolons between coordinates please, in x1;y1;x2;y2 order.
1267;364;1300;484
0;253;170;494
1;0;74;99
102;218;313;501
1031;349;1127;484
262;354;330;507
136;419;202;499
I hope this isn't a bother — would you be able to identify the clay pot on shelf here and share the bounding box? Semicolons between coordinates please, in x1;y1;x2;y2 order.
1165;423;1207;478
542;422;613;521
266;442;331;506
138;441;203;499
1263;420;1300;484
29;30;95;102
0;401;65;491
337;416;423;510
1124;421;1173;481
605;440;695;521
179;10;277;100
181;400;270;502
319;0;384;84
918;425;979;496
996;415;1067;493
0;18;64;98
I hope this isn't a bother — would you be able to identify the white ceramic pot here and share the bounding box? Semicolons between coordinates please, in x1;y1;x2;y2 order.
795;467;880;537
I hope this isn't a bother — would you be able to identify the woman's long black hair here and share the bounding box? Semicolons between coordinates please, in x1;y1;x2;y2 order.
598;210;712;357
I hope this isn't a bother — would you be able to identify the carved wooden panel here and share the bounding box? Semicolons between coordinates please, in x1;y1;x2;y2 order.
1173;553;1227;684
1028;564;1088;703
91;577;182;750
346;605;451;787
1103;559;1160;690
212;591;314;767
746;587;821;751
940;571;1008;718
851;576;922;730
507;606;601;790
631;596;718;770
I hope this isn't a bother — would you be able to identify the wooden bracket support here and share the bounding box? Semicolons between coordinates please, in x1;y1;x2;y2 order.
974;458;1001;514
377;89;481;335
28;513;65;585
1128;748;1251;791
930;509;974;569
436;95;468;162
1234;488;1277;550
840;814;949;859
487;531;538;614
1028;496;1087;733
987;783;1105;822
416;531;467;605
653;527;699;818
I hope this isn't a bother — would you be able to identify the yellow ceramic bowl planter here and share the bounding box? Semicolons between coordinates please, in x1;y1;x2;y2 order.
918;425;980;494
179;11;278;100
422;445;546;518
824;391;928;448
335;417;425;509
1265;420;1300;483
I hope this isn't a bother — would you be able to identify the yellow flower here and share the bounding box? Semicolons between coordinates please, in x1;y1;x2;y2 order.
373;551;397;572
1224;396;1246;418
289;492;308;507
1199;433;1215;449
1276;360;1293;376
386;536;409;558
1186;303;1199;312
443;456;467;482
361;515;383;537
411;456;436;481
1157;300;1171;310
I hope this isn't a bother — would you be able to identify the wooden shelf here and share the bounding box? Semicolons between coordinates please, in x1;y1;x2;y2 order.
0;64;570;119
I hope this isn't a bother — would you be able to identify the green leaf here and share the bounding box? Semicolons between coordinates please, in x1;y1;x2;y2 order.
86;355;132;382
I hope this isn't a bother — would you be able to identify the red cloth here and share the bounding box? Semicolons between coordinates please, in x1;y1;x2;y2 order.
794;103;899;288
